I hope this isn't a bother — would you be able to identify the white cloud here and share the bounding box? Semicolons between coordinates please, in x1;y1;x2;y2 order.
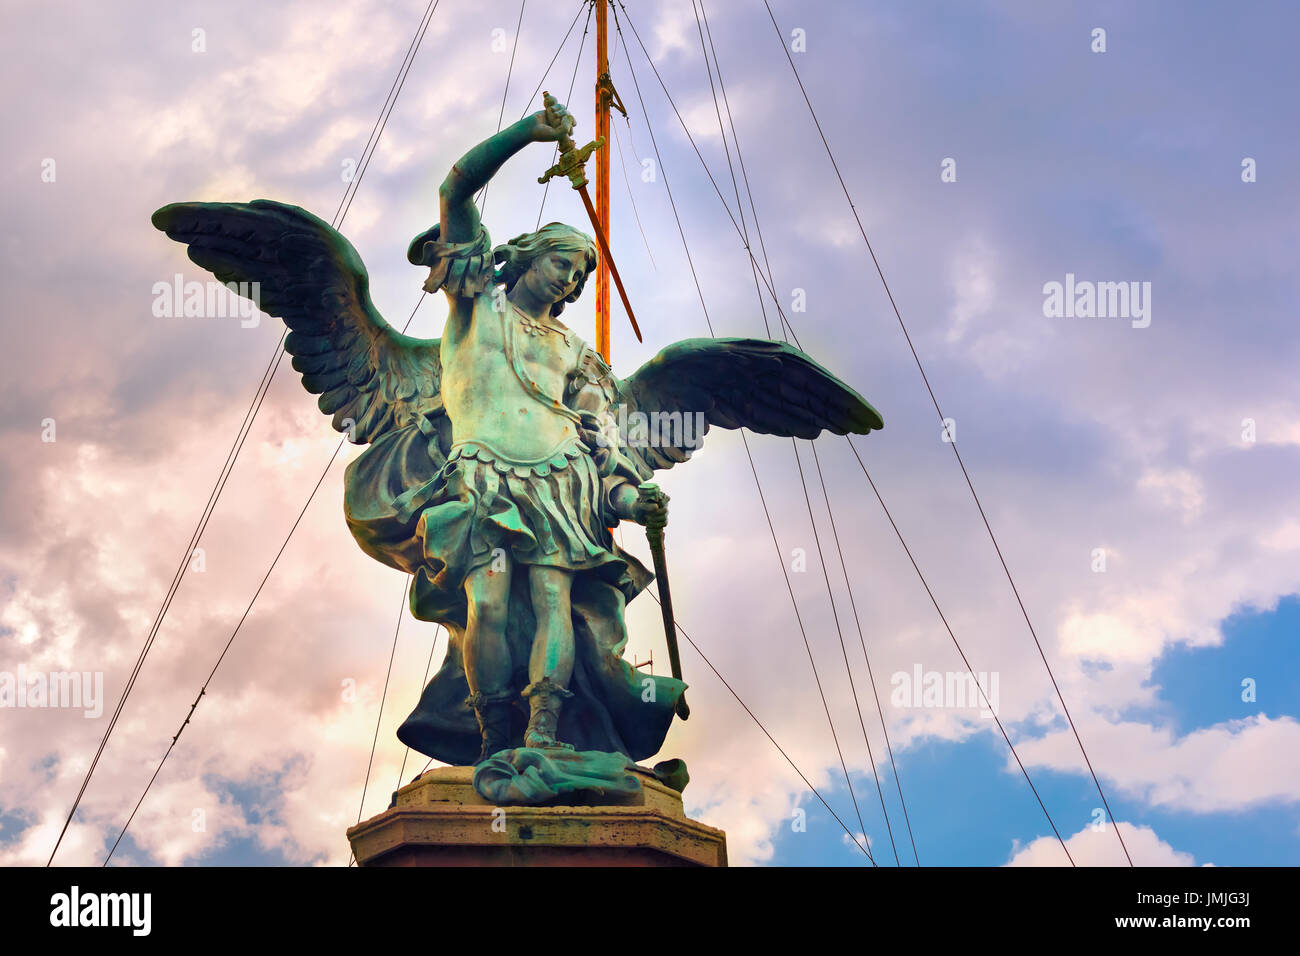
1015;715;1300;815
946;235;997;345
1137;468;1206;523
2;0;1298;870
1006;821;1199;867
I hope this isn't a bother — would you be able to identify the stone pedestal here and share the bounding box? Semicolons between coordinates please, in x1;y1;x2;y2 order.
346;765;727;867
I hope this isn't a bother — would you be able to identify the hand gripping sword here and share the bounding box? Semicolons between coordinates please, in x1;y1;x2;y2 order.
637;482;689;720
536;91;643;342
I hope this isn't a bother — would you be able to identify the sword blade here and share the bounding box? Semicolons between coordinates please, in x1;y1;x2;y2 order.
646;523;689;720
576;184;643;342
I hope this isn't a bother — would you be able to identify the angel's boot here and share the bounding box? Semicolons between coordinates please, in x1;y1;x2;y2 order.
522;677;575;750
466;690;515;764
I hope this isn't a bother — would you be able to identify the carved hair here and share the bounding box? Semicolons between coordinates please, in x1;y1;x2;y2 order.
493;222;598;317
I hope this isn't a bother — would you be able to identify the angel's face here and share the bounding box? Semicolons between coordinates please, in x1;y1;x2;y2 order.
522;249;586;306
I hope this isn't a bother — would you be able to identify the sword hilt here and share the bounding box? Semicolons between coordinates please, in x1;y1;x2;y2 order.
638;481;668;539
537;90;603;190
543;90;576;154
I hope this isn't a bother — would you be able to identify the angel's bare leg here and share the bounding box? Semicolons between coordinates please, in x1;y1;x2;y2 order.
522;566;575;749
527;566;574;684
463;562;514;761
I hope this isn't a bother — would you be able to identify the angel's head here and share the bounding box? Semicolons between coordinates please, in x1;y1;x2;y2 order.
495;223;598;317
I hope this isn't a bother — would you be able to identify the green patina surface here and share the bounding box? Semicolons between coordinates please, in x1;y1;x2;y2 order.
152;100;882;805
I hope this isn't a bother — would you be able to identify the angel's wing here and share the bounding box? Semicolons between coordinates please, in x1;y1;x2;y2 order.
612;337;883;473
151;200;444;446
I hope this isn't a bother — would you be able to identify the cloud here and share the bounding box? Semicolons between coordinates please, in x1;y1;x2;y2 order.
1015;715;1300;815
2;0;1298;869
1006;821;1199;867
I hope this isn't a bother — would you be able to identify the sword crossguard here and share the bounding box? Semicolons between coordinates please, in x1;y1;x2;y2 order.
537;91;604;190
534;92;643;342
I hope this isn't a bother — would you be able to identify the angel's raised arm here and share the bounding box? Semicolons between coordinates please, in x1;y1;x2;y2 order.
438;105;576;242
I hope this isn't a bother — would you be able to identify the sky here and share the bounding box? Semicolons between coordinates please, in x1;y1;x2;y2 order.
1;0;1298;867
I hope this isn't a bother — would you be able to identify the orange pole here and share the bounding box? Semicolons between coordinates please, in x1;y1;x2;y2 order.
595;0;611;362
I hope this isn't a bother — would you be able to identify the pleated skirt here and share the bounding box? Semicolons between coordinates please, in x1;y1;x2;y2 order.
414;436;623;587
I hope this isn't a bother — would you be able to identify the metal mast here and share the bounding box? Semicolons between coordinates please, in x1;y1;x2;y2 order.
594;0;611;361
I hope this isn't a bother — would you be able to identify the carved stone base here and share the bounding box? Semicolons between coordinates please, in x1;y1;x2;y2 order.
346;765;727;867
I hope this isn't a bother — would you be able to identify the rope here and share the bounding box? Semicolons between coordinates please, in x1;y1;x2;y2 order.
614;8;876;864
111;0;581;866
712;0;918;862
695;0;795;339
331;0;441;226
520;2;588;111
47;0;445;867
360;0;576;829
103;436;349;866
395;625;441;791
103;292;430;866
844;437;1075;864
791;440;901;865
414;6;593;786
760;0;1128;865
478;0;527;218
345;575;411;868
809;441;921;865
691;0;902;864
618;0;1076;864
337;1;442;228
476;0;587;215
534;2;593;230
608;115;657;270
614;1;799;341
644;591;874;861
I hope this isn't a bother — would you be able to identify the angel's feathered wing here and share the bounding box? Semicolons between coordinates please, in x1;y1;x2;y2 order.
151;199;446;448
611;337;883;473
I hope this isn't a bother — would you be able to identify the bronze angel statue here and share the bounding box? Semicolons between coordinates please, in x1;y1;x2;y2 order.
152;101;882;799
